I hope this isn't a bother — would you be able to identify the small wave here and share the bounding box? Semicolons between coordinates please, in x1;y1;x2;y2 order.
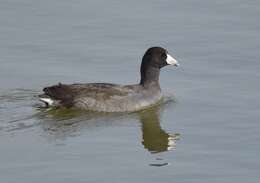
0;88;40;133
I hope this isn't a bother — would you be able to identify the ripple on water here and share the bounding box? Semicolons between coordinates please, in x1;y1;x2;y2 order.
0;89;40;132
0;89;180;157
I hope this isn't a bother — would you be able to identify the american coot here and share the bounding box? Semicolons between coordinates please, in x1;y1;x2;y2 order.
39;47;179;112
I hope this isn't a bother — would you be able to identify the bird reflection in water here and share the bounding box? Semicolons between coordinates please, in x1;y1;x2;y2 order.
138;105;180;153
37;98;180;154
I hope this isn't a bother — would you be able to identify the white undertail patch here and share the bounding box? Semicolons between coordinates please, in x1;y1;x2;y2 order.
39;98;54;106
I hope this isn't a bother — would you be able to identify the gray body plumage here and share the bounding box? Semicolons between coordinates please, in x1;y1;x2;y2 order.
41;83;162;112
70;83;161;112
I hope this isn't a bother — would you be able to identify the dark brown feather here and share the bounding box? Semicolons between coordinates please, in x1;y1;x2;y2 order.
43;83;76;107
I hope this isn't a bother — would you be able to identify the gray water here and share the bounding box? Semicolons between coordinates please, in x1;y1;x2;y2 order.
0;0;260;182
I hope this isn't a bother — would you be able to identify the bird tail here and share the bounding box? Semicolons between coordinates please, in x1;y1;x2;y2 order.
39;94;54;106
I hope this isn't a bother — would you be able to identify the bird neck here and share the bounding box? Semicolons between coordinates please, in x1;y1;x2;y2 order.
140;65;160;88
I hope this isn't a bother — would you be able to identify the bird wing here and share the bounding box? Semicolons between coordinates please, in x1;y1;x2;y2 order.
42;83;133;107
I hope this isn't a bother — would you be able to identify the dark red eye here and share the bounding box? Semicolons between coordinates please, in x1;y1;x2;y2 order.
161;52;167;59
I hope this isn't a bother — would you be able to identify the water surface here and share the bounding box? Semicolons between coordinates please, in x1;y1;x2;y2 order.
0;0;260;182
